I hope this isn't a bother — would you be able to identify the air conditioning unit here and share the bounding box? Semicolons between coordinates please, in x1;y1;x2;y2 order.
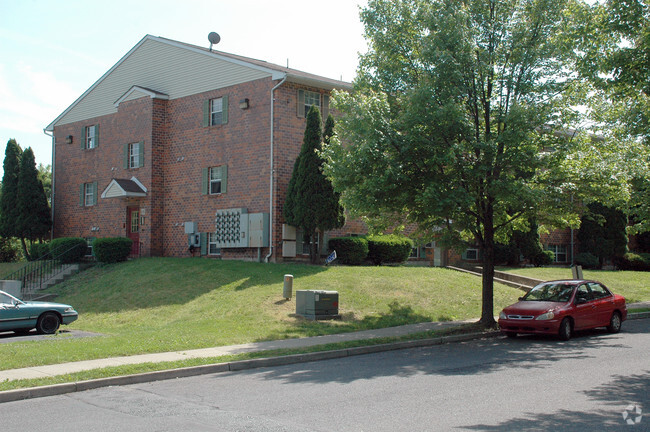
295;290;341;320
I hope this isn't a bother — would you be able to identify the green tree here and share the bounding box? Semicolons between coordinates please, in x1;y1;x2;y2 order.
573;0;650;233
323;0;604;325
284;106;345;264
577;202;628;268
37;163;52;203
17;148;52;259
0;139;22;239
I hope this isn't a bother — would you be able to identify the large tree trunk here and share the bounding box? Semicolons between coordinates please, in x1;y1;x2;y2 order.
20;237;30;261
309;230;320;264
479;206;496;326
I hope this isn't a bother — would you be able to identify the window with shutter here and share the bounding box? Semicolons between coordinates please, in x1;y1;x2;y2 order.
203;165;228;195
82;125;98;149
297;90;324;118
205;96;229;126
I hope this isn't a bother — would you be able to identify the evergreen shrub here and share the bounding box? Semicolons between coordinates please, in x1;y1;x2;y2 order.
366;235;413;265
49;237;87;263
328;237;368;265
93;237;133;264
575;252;599;269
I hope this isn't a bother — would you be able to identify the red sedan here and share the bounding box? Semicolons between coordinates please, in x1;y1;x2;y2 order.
498;280;627;340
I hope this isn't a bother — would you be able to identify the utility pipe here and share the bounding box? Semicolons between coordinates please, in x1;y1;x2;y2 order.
265;75;287;263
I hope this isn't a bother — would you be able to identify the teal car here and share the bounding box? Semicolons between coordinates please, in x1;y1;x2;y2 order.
0;290;78;335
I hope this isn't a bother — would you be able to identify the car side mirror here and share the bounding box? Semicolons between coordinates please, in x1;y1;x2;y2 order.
518;297;523;301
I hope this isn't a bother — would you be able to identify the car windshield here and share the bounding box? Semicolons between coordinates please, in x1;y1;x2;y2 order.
523;283;575;302
0;291;21;306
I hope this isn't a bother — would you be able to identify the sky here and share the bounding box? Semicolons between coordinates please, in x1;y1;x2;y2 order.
0;0;368;176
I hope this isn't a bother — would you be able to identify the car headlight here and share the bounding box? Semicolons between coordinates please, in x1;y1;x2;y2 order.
64;307;75;313
536;311;555;320
499;311;507;320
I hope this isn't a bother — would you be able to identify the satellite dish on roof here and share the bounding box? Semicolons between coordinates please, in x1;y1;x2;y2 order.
208;32;221;51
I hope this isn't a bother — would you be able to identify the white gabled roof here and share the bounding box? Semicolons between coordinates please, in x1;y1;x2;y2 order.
101;177;147;199
114;86;169;107
45;35;351;132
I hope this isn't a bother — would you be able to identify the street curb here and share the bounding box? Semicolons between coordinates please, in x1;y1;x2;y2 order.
628;311;650;320
0;330;500;404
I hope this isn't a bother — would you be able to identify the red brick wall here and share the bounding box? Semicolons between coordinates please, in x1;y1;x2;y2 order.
53;97;156;251
52;77;341;261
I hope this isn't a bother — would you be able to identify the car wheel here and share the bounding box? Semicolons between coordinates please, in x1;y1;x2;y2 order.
558;318;572;341
36;312;61;334
505;332;517;338
607;312;622;333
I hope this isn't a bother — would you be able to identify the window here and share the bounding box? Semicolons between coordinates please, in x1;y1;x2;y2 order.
202;165;228;195
80;182;97;206
202;96;229;126
462;248;479;260
85;238;95;256
208;233;221;255
81;125;99;149
546;244;568;263
123;142;144;169
297;89;330;118
588;282;611;299
130;209;139;234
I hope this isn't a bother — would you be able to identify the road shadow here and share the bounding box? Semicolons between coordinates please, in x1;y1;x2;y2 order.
245;320;647;387
462;370;650;431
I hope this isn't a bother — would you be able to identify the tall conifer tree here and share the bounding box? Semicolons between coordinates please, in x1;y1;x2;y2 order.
0;139;22;239
284;107;344;263
17;147;52;258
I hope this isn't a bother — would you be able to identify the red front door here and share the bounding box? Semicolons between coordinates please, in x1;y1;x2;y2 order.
127;207;140;256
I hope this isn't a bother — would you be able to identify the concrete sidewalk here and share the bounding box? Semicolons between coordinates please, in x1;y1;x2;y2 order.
0;319;476;382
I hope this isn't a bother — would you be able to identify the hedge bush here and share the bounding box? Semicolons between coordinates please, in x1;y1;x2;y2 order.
0;237;19;263
328;237;368;265
366;234;413;265
93;237;133;264
533;249;554;267
28;242;50;261
575;252;599;269
49;237;87;263
614;253;650;271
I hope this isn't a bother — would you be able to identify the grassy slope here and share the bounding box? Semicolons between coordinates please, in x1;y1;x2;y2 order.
499;267;650;304
0;258;521;370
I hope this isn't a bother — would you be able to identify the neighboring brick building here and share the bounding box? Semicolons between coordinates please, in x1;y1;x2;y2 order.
45;35;351;262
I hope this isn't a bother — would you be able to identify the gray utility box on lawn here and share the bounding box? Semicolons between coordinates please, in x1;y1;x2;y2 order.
295;290;341;320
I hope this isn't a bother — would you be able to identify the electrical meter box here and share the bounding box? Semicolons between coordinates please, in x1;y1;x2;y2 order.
295;290;341;320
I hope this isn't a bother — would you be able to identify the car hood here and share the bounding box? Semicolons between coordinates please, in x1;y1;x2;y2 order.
21;301;75;310
503;301;564;315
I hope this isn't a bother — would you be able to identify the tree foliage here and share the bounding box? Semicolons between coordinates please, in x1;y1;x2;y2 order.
17;148;52;248
0;139;22;239
577;202;628;268
323;0;602;324
0;141;51;260
284;106;345;263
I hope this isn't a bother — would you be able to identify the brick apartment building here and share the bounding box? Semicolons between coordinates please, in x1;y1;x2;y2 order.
45;34;353;262
45;34;578;266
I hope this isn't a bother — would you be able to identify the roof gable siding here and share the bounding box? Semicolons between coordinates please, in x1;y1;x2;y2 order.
54;37;272;127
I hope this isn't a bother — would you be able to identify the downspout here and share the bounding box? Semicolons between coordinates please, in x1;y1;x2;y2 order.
265;75;287;263
44;129;55;241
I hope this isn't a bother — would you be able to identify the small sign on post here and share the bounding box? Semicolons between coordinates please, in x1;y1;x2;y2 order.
326;250;337;265
571;265;583;280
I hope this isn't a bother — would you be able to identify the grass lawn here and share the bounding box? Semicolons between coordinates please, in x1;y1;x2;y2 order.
499;267;650;303
0;261;27;278
0;258;521;371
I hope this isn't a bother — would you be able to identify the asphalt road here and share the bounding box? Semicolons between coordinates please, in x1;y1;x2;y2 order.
1;320;648;432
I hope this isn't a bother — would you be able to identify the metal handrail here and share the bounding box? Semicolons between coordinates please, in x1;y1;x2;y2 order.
0;243;85;296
